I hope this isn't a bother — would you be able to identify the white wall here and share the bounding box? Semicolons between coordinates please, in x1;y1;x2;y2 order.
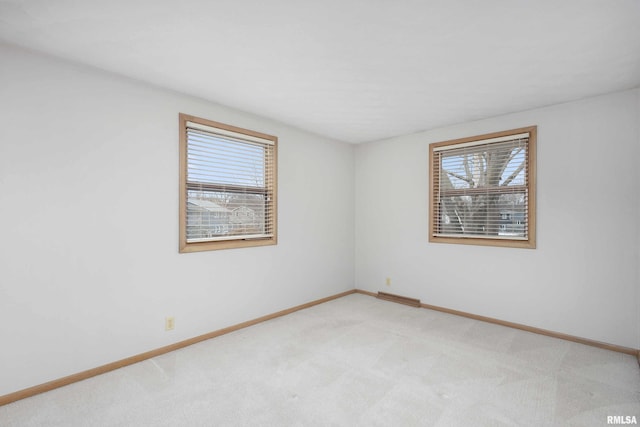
355;89;640;349
0;43;355;396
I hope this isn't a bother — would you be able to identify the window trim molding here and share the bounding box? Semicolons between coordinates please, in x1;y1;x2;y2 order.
428;126;537;249
179;113;278;253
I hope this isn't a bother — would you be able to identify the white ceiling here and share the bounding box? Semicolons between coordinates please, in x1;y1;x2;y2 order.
1;1;639;143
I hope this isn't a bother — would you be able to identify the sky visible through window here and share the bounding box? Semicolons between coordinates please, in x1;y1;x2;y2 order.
441;143;526;190
187;131;265;188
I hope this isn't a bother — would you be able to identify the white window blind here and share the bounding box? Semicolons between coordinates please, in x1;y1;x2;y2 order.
184;121;276;244
431;129;533;243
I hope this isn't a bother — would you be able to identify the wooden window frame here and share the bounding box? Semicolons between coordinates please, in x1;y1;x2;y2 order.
429;126;537;249
179;113;278;253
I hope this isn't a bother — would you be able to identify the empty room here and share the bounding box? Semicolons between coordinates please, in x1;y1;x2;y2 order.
1;1;639;426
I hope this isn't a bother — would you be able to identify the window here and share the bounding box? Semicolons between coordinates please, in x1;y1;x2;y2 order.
179;113;277;252
429;126;536;249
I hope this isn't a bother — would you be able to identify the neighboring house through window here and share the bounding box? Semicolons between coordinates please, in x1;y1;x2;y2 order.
179;113;277;252
429;126;536;249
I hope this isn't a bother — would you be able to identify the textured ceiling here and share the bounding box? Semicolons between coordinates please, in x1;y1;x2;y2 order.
1;0;639;143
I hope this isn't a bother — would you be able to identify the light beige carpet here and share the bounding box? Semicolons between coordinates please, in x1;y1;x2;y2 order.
1;294;638;426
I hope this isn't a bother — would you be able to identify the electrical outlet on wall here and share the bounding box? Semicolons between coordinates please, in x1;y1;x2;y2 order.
165;316;175;331
386;277;391;286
